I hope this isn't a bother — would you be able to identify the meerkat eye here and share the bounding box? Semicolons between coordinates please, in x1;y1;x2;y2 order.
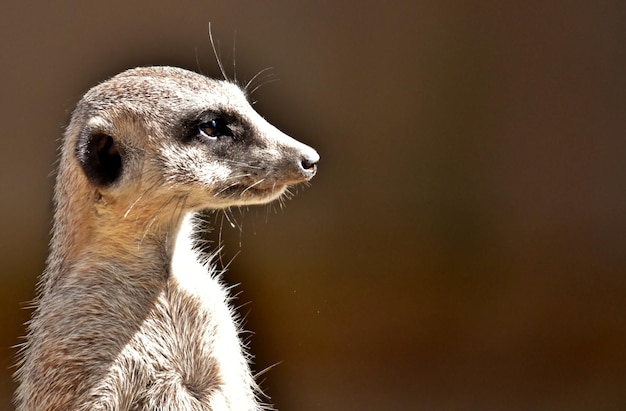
198;119;233;139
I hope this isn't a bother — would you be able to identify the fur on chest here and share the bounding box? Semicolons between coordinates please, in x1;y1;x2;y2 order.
96;273;254;409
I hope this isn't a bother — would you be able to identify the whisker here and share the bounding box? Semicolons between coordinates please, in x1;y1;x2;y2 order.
194;46;205;76
214;181;244;197
248;77;280;96
232;30;237;84
283;186;294;201
248;71;277;89
223;207;237;229
124;194;146;219
124;181;157;218
233;208;244;233
218;211;226;267
264;203;272;223
240;178;266;195
224;173;253;181
208;22;228;81
139;195;178;247
244;67;274;92
223;248;241;272
219;159;263;170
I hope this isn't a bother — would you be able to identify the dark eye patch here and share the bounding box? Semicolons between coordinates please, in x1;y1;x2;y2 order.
180;110;242;143
198;118;233;139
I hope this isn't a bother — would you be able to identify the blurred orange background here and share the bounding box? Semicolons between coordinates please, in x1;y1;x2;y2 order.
1;1;624;409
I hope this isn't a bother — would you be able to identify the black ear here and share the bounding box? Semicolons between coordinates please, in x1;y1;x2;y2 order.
75;132;123;186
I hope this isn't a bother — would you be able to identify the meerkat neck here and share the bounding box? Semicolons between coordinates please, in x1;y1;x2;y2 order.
44;175;188;292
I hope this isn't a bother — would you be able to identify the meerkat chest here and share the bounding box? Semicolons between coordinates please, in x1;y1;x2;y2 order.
106;275;247;408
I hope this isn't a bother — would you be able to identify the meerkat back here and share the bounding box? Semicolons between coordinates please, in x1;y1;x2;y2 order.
15;66;318;411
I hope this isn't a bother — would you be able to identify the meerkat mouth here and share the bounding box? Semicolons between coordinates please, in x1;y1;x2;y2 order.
218;182;288;203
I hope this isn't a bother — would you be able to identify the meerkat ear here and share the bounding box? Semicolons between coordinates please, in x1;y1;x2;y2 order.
75;132;123;186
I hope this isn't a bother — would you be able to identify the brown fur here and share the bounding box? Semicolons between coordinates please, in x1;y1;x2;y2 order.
15;66;318;410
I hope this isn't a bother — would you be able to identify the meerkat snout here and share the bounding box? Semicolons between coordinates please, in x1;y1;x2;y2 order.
265;131;320;184
298;146;319;178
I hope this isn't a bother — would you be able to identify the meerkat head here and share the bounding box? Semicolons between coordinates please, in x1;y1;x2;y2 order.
68;66;318;219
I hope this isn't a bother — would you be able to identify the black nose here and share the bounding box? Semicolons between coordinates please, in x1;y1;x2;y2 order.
300;150;319;178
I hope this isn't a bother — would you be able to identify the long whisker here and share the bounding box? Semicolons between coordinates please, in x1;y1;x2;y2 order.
214;181;244;197
240;178;266;195
232;30;237;84
248;77;280;97
123;179;161;218
208;22;228;81
223;173;253;181
223;207;239;230
218;211;226;267
194;46;205;76
219;159;263;170
244;67;274;92
139;194;178;247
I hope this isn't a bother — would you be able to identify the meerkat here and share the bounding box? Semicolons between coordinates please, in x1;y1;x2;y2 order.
14;66;319;410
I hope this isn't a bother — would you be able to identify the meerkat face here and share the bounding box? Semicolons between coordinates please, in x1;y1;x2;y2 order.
72;66;318;213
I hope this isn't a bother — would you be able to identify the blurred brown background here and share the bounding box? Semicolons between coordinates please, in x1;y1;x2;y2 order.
1;1;625;410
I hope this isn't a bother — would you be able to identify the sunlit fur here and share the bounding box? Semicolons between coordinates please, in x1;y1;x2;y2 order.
14;66;318;410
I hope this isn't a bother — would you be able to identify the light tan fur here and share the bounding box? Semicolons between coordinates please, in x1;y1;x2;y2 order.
15;66;319;410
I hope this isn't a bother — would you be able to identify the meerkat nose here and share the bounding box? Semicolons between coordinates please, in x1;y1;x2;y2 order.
299;148;320;179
